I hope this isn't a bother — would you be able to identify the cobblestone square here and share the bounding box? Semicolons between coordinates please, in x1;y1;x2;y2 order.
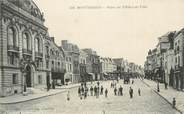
0;79;180;114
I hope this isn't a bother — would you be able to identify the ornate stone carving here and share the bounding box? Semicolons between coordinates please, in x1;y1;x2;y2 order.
7;0;45;21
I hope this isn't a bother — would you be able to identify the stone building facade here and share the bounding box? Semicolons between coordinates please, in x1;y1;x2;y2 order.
100;57;117;79
48;37;66;85
173;30;184;90
79;50;88;82
82;48;101;81
0;0;66;97
61;40;80;83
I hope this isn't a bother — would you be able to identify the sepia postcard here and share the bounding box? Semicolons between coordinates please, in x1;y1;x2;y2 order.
0;0;184;114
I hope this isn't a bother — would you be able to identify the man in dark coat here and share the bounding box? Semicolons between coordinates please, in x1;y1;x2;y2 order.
114;87;117;96
100;86;104;95
90;86;93;96
105;89;108;98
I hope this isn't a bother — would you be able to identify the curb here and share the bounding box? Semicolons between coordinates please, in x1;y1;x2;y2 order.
141;80;183;114
0;82;92;105
0;90;67;105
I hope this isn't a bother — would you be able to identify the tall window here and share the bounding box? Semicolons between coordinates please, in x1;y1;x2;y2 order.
23;33;30;50
46;60;49;69
178;56;180;66
8;27;17;47
12;74;18;84
35;38;39;52
8;52;17;65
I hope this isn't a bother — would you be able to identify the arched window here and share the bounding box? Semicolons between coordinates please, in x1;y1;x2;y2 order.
35;38;39;52
23;33;31;50
8;27;17;47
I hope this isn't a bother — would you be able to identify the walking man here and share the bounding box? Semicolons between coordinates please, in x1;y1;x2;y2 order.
119;86;123;96
114;87;117;96
94;86;97;98
105;89;108;98
129;87;133;98
90;86;93;96
81;86;84;97
97;86;100;98
97;81;100;86
101;85;104;95
138;88;141;96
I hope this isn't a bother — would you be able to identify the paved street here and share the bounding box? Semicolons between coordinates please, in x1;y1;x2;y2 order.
0;79;180;114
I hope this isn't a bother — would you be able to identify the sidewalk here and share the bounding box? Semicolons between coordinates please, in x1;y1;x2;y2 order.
142;79;184;114
0;82;85;104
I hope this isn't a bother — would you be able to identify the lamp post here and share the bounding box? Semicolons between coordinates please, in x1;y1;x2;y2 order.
157;68;160;92
157;80;160;92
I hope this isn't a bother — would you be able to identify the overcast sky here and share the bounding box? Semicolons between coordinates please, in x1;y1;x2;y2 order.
34;0;184;66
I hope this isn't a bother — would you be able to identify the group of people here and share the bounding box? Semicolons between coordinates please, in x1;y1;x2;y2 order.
113;86;123;96
111;80;141;98
72;80;142;101
78;81;109;99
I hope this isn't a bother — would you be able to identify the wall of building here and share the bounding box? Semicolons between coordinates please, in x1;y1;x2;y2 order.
0;2;2;96
0;1;51;97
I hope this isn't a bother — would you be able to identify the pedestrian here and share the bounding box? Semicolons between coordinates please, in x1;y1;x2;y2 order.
81;86;84;97
78;87;81;97
97;86;100;98
84;91;87;99
138;88;141;96
111;82;114;88
90;86;93;96
97;81;100;86
129;87;133;98
132;80;134;84
84;82;87;87
111;83;113;88
131;88;134;98
67;91;70;101
94;86;97;97
105;89;108;98
85;87;88;97
114;87;117;96
100;85;104;95
119;86;123;96
47;83;51;91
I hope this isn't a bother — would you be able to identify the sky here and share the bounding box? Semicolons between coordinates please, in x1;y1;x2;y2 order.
34;0;184;66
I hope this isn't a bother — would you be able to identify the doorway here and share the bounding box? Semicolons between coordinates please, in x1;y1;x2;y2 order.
25;65;32;87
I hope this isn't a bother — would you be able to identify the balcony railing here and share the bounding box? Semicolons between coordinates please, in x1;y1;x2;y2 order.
7;45;19;52
35;52;43;57
23;49;32;55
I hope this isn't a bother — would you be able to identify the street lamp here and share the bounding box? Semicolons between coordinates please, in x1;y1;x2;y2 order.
157;80;160;92
157;68;160;92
